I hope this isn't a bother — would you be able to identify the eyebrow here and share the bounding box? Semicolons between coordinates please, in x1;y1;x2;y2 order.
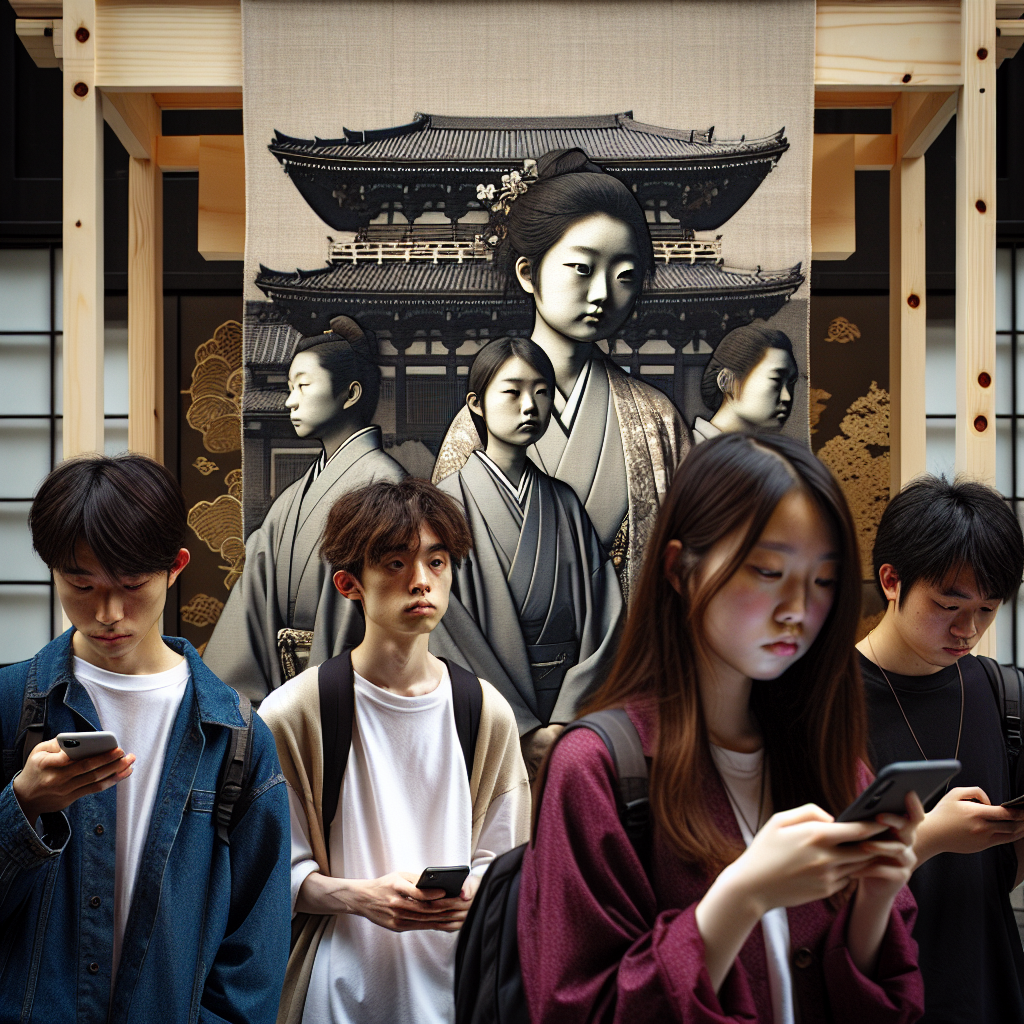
755;541;840;559
565;245;636;261
379;541;449;558
938;586;998;601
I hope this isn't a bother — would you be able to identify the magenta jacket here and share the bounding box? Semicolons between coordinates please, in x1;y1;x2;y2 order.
518;705;924;1023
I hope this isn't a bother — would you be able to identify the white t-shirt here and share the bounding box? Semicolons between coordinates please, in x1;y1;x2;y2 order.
73;655;189;984
710;744;796;1024
280;666;521;1024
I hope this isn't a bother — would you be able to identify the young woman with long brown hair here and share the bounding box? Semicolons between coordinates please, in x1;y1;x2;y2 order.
519;433;925;1023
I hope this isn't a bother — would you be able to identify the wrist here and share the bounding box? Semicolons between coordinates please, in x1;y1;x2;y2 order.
707;859;769;922
913;814;941;865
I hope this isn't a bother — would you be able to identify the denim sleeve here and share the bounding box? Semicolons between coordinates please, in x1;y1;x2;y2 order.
201;722;290;1024
0;776;69;918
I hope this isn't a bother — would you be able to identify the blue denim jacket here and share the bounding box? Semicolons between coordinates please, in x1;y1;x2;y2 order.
0;630;291;1024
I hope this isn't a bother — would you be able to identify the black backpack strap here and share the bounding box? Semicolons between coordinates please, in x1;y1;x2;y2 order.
980;655;1024;757
318;651;355;846
215;691;254;845
3;689;47;785
560;708;651;858
443;659;482;784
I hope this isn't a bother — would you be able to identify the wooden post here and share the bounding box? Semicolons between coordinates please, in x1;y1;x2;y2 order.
955;0;997;485
126;95;164;460
62;0;103;458
956;0;997;655
889;98;929;495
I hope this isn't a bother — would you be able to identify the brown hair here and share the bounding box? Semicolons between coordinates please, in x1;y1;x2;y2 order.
582;433;866;877
321;478;472;579
30;453;187;577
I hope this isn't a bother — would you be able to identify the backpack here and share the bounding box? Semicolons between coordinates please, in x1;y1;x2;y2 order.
453;708;650;1024
316;651;482;854
5;681;255;845
978;656;1024;796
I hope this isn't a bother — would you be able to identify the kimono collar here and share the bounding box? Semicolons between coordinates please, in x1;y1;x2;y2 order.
551;357;592;432
473;449;533;508
312;424;379;480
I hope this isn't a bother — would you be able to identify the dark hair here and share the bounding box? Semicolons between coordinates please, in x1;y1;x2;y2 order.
701;321;796;413
494;148;655;293
321;478;473;580
30;453;188;577
293;315;382;422
873;475;1024;605
466;336;556;445
577;433;865;877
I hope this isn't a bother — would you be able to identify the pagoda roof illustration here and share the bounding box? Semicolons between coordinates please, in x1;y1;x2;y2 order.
252;259;804;348
268;112;789;233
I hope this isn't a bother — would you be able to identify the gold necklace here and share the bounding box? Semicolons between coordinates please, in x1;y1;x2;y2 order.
866;633;965;769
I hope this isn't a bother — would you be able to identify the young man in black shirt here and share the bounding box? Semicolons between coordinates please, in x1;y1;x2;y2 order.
858;476;1024;1024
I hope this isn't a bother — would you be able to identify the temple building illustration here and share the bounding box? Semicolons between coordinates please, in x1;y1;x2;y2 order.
246;111;804;526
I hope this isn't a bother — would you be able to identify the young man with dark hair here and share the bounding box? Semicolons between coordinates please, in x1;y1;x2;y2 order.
0;454;291;1023
259;478;530;1024
857;474;1024;1024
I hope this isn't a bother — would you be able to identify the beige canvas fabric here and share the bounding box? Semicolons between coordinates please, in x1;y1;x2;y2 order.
258;663;530;1024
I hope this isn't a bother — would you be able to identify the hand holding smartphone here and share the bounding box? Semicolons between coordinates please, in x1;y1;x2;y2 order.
55;731;119;761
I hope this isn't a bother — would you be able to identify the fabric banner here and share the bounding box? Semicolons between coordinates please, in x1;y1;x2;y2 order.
204;0;815;698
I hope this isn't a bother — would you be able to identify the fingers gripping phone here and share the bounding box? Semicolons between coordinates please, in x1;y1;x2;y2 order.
836;759;962;822
56;731;118;761
415;865;470;899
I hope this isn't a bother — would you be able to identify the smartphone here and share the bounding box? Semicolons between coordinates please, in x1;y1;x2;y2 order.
56;731;119;761
1002;792;1024;809
415;864;470;899
836;759;961;822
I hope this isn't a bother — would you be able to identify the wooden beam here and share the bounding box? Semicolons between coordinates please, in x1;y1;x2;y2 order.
156;134;199;171
155;91;242;109
101;90;158;159
198;134;244;260
815;3;961;88
854;133;896;170
10;1;63;15
94;1;242;92
900;88;958;158
889;149;928;494
997;20;1024;66
812;134;856;260
62;0;104;458
955;0;997;491
15;18;60;67
814;90;900;109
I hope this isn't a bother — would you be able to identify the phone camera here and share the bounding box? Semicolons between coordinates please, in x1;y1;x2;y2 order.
63;739;80;747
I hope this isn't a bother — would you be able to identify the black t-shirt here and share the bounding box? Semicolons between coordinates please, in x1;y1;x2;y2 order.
860;652;1024;1024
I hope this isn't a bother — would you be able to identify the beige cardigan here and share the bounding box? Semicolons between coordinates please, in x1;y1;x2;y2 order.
258;661;531;1024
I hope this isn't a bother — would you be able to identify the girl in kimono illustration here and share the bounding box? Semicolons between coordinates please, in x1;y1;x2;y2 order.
203;316;405;700
433;148;691;604
692;321;799;444
430;337;623;778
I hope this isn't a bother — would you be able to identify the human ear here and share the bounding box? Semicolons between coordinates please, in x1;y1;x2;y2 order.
662;539;684;595
333;569;364;603
716;368;736;400
167;548;191;588
515;257;536;295
878;564;900;605
342;380;363;411
466;392;484;418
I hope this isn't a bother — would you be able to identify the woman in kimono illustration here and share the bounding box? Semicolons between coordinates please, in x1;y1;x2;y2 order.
430;337;623;777
203;316;405;700
433;149;691;604
692;321;799;443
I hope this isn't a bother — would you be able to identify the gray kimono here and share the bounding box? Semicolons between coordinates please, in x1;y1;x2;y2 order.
431;451;623;735
203;426;406;701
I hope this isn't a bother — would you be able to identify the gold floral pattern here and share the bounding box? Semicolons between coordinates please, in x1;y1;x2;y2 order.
180;593;226;628
193;456;219;476
825;316;862;344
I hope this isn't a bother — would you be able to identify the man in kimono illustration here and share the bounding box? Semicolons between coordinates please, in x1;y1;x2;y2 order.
203;316;406;701
430;337;623;778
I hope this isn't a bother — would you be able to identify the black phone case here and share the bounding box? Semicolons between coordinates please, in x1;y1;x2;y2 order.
416;866;470;898
836;759;961;822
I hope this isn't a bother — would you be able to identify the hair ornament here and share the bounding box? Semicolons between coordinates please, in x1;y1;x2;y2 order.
477;159;538;247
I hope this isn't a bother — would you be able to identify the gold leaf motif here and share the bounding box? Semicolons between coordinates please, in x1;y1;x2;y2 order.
225;468;243;502
809;388;831;435
818;382;890;579
187;320;243;454
188;493;245;589
219;536;246;591
193;456;219;476
825;316;862;344
180;592;225;628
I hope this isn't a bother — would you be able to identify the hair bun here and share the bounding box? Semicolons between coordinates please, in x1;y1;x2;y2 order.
329;315;379;360
535;147;603;180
